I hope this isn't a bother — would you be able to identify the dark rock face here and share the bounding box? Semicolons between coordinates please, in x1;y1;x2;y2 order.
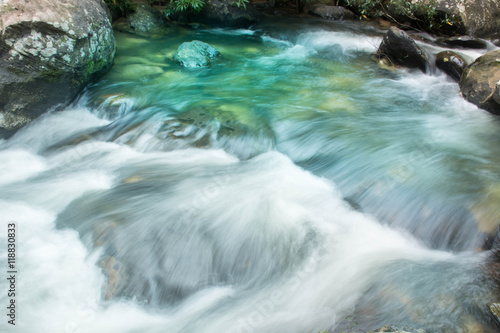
459;50;500;114
436;51;467;81
308;5;357;20
436;36;487;49
127;5;168;34
450;0;500;37
377;27;428;72
0;0;116;130
189;0;261;28
174;40;221;68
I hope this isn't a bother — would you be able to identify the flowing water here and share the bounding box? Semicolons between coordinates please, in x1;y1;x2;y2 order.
1;16;500;333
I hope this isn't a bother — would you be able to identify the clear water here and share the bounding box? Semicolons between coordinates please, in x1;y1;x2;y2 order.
1;16;500;333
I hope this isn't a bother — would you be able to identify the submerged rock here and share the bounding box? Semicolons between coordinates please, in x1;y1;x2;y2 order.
435;51;467;81
376;27;428;72
127;5;168;34
189;0;261;28
459;50;500;114
0;0;115;130
490;303;500;326
308;5;357;20
174;40;221;68
369;325;426;333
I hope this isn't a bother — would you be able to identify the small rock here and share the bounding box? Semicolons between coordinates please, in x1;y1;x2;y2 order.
174;40;221;68
376;27;428;72
435;50;467;81
308;5;357;20
437;36;487;49
490;303;500;326
459;50;500;114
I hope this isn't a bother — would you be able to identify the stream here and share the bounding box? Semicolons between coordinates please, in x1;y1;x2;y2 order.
1;15;500;333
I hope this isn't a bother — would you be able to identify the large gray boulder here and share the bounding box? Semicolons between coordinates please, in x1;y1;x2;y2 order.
432;0;500;37
0;0;116;130
345;0;500;37
459;50;500;114
376;27;428;72
174;41;221;68
189;0;261;28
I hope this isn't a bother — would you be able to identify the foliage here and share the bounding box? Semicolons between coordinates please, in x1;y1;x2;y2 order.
232;0;250;9
164;0;249;15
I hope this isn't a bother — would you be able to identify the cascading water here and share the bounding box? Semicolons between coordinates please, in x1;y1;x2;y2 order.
1;16;500;333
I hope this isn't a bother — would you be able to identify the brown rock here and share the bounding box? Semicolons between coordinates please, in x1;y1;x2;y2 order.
459;50;500;114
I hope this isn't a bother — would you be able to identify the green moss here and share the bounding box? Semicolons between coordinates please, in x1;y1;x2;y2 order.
40;66;65;82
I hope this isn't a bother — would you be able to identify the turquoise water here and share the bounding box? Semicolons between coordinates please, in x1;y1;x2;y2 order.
1;16;500;333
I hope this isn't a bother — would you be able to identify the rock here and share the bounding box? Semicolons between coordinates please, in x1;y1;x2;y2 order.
0;0;116;130
436;0;500;37
490;303;500;326
127;5;168;34
189;0;261;28
251;0;275;9
369;325;426;333
376;27;428;72
459;50;500;114
308;5;357;20
435;51;467;81
174;40;221;68
436;36;487;49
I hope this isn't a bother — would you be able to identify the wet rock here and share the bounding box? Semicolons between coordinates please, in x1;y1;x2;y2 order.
436;36;487;49
459;50;500;114
127;5;168;34
189;0;261;28
0;0;116;130
376;27;428;72
369;325;426;333
308;5;357;20
490;303;500;326
174;40;221;68
435;51;467;81
471;183;500;234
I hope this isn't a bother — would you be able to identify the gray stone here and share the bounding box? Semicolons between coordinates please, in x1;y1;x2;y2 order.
377;27;428;72
174;40;221;68
369;324;426;333
127;5;168;34
459;50;500;114
433;0;500;37
0;0;116;130
436;50;467;81
189;0;261;28
308;5;357;20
